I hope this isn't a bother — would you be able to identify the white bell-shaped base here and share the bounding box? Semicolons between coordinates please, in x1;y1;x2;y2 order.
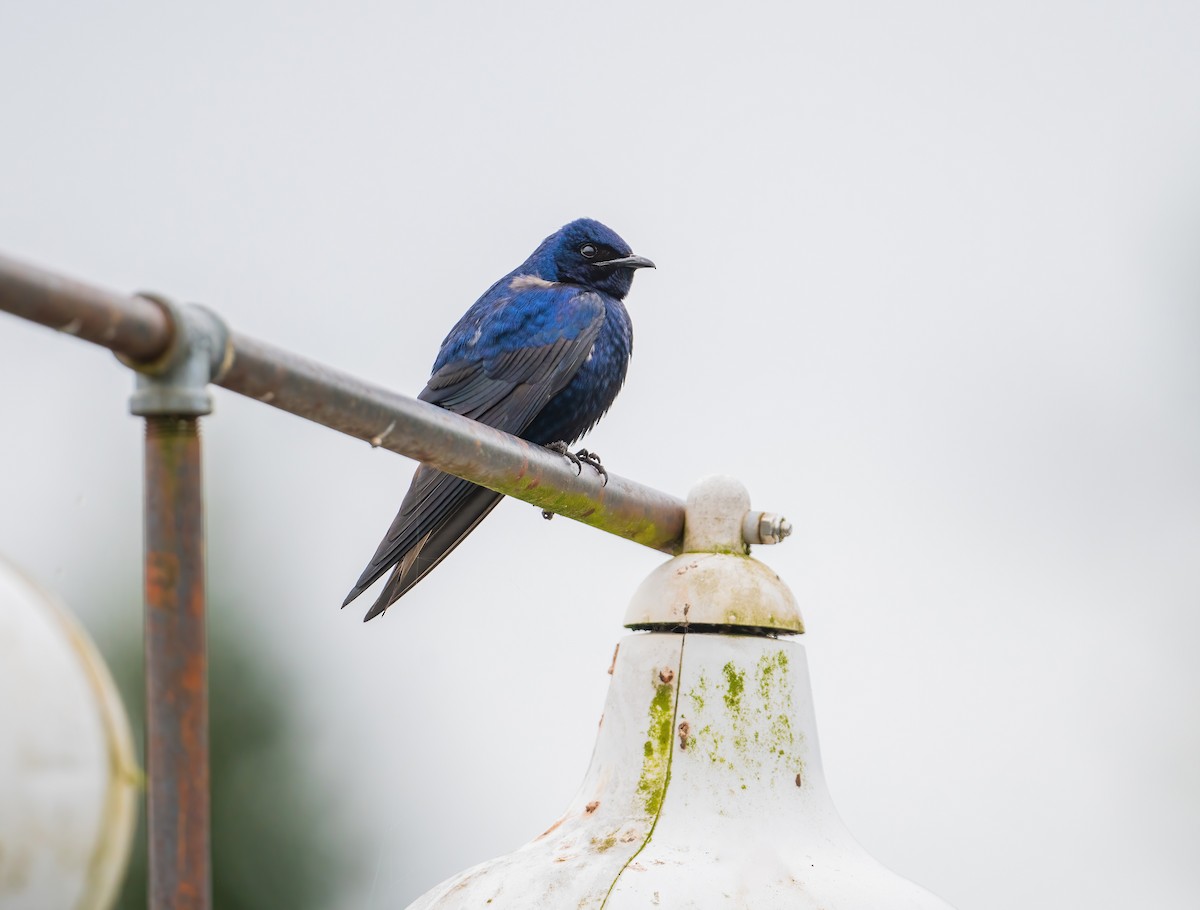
406;632;952;909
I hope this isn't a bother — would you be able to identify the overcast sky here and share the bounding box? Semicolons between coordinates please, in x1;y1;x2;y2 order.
2;2;1199;908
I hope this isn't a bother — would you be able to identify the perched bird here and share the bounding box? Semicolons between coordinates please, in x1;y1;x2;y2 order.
344;218;654;620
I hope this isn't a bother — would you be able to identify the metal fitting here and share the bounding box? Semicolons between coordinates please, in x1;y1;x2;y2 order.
679;476;793;551
627;476;802;634
743;511;793;546
120;293;232;417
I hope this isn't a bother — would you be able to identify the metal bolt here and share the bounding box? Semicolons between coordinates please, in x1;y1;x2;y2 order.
742;511;793;546
758;513;792;545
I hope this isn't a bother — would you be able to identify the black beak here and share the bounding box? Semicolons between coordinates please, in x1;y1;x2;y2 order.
595;254;656;270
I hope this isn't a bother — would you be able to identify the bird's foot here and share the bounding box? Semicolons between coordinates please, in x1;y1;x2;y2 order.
545;440;583;475
544;442;608;485
574;448;608;486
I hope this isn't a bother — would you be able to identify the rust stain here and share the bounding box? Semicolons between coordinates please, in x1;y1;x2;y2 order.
607;643;620;675
658;667;674;685
678;721;690;751
145;552;180;606
585;801;600;814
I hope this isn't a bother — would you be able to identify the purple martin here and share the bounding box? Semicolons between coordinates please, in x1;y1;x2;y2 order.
343;218;653;620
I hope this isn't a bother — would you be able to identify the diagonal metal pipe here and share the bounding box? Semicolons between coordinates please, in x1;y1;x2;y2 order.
0;252;174;362
219;332;687;552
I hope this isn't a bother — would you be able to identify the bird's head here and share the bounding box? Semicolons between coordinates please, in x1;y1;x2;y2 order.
525;218;655;299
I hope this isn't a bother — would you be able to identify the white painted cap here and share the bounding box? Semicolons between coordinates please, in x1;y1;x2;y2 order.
624;475;803;633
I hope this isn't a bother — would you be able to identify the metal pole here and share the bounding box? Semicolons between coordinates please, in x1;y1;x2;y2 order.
0;252;172;362
143;416;211;910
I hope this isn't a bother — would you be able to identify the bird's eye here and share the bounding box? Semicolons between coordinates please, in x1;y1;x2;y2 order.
579;244;597;259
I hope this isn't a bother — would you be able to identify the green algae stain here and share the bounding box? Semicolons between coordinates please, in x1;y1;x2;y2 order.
636;680;676;816
754;651;797;759
722;662;745;714
696;722;727;767
590;833;618;853
687;672;708;714
758;649;788;701
692;649;804;784
770;709;793;751
507;484;672;550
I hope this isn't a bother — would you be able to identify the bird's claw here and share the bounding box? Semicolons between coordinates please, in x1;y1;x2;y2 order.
545;442;608;485
545;440;583;475
574;449;608;486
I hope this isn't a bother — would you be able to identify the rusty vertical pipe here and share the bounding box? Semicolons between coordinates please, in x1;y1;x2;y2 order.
143;416;211;910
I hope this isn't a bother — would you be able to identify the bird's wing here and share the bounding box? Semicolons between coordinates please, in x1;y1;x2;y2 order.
351;469;503;619
345;288;606;618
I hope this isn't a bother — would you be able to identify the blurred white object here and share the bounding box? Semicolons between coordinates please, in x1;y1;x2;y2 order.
0;556;138;910
407;477;954;908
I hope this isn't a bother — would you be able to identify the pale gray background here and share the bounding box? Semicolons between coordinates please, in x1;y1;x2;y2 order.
2;1;1199;907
